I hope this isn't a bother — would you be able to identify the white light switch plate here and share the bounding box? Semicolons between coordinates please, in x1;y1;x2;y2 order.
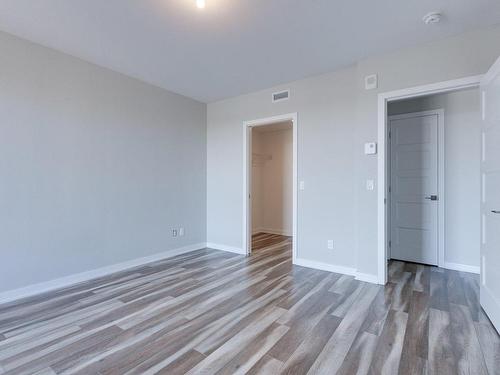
364;142;377;155
365;74;378;90
299;181;305;190
366;180;375;191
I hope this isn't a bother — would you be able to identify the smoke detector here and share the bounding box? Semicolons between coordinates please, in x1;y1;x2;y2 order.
423;12;442;25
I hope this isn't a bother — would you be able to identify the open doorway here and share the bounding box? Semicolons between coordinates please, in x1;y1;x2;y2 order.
377;76;482;284
385;85;481;296
385;86;481;273
251;121;293;255
378;67;500;335
243;113;297;261
380;74;500;337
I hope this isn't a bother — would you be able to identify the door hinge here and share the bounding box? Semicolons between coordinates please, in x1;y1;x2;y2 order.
388;131;391;139
389;240;392;248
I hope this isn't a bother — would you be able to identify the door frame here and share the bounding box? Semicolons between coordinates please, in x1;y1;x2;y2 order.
377;75;482;284
243;113;298;261
387;109;445;267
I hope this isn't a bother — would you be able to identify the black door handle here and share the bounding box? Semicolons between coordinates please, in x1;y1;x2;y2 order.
425;195;438;201
492;210;500;214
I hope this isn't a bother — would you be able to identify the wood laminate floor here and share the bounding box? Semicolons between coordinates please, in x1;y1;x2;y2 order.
0;233;499;374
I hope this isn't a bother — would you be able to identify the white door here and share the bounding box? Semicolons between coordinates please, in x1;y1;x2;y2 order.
480;56;500;333
389;110;442;265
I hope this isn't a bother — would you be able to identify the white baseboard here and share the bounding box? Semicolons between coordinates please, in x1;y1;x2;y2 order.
206;242;246;255
294;258;357;277
354;272;381;284
481;285;500;334
0;242;206;305
444;262;480;274
294;258;379;285
0;244;381;305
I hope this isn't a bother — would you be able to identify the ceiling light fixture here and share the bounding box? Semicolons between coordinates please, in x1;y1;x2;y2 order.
422;12;442;25
196;0;206;9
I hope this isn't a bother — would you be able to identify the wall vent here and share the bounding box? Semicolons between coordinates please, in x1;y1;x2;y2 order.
272;90;290;103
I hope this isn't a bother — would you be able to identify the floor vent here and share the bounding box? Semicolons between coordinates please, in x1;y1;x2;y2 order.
272;90;290;103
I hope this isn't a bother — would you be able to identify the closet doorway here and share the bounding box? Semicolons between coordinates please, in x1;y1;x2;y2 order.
243;113;297;261
251;121;293;254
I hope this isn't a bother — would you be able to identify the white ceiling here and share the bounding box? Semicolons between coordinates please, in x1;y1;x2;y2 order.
0;1;499;103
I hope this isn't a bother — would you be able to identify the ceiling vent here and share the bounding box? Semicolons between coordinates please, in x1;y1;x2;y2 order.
272;90;290;103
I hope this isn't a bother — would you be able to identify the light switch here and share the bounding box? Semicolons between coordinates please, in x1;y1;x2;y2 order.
299;181;305;190
365;74;378;90
364;142;377;155
366;180;375;191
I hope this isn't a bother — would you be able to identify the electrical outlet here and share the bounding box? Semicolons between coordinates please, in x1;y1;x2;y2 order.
179;228;185;237
172;229;178;237
327;240;334;250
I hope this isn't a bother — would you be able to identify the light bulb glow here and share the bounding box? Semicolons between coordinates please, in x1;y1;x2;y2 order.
196;0;205;9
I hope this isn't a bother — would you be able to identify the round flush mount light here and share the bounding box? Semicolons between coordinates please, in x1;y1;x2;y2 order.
196;0;206;9
422;12;442;25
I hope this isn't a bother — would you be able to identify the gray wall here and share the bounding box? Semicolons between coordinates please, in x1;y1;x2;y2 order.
207;25;500;279
389;88;481;267
0;32;207;293
208;67;360;269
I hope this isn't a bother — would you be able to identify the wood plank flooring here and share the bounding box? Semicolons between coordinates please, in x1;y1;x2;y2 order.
0;233;498;374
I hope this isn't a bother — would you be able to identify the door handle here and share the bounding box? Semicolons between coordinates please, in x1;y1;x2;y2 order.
492;210;500;214
425;195;438;201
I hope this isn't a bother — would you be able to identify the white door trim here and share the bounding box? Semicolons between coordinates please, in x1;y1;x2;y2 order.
482;55;500;87
243;113;298;263
388;109;445;267
377;75;482;284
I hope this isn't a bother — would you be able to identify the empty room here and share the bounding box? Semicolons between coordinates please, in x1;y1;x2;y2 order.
0;1;499;374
